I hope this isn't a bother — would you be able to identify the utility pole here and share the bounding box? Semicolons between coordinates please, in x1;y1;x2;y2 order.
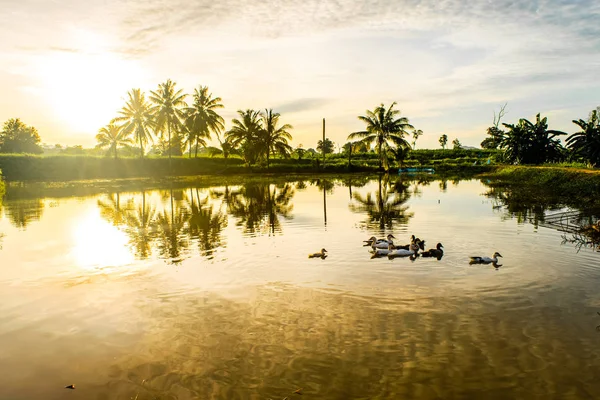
322;118;326;169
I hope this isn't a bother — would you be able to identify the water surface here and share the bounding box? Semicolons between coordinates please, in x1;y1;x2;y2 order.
1;175;600;399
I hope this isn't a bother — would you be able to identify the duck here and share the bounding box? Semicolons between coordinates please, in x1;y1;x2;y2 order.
391;235;425;251
469;252;502;264
364;234;395;245
387;247;418;258
371;242;396;258
309;248;328;258
368;235;399;249
422;243;444;258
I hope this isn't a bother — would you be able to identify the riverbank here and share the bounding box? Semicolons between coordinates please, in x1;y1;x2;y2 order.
481;165;600;208
0;151;498;181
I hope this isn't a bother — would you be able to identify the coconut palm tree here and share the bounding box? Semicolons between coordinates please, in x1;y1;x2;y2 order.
225;109;263;165
567;110;600;167
114;89;154;159
348;102;414;170
95;122;132;159
149;79;187;162
260;109;293;168
184;85;225;158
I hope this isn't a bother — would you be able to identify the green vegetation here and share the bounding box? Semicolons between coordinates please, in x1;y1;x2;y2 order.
481;105;600;167
0;148;500;181
482;165;600;208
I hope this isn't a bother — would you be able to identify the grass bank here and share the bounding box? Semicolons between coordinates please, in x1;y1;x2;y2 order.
481;165;600;208
0;150;499;182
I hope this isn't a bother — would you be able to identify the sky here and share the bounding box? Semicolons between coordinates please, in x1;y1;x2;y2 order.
1;0;600;149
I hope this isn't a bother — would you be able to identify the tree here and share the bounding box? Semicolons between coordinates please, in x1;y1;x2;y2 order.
439;134;448;149
567;109;600;167
149;79;187;162
184;85;224;158
0;119;43;154
95;122;133;159
294;146;307;160
411;129;423;149
348;102;414;170
481;103;507;149
500;113;566;164
452;138;462;149
225;109;263;165
114;89;155;159
317;138;335;155
260;108;293;169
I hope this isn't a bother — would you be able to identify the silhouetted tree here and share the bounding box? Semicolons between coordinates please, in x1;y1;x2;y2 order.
0;119;43;154
95;122;132;158
439;134;448;149
114;89;155;159
150;79;187;161
348;102;413;170
567;109;600;167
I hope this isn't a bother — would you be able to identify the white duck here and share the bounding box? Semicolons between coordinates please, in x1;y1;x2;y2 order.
469;252;502;264
371;242;396;257
387;247;417;258
364;233;396;249
366;234;397;249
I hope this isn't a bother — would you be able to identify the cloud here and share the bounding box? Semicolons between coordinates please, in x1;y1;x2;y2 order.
274;98;333;114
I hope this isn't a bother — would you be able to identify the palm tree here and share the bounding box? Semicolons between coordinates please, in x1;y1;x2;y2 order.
95;122;132;159
184;85;225;158
225;109;263;165
412;129;423;149
439;134;448;149
260;109;293;168
567;109;600;167
149;79;187;162
348;102;414;170
114;89;154;159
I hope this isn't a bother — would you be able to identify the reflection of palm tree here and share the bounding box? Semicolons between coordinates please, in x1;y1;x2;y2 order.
350;175;413;230
122;192;157;259
156;208;188;262
226;183;294;235
186;188;227;257
97;193;127;226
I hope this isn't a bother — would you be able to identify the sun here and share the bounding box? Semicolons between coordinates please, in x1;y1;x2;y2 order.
33;30;149;137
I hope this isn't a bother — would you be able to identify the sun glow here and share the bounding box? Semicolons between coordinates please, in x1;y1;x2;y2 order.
70;209;134;270
33;30;149;136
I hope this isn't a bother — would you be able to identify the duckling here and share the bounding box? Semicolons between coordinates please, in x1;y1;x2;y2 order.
422;243;444;258
469;252;502;264
309;248;328;259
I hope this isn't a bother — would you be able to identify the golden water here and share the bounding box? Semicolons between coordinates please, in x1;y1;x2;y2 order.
1;176;600;399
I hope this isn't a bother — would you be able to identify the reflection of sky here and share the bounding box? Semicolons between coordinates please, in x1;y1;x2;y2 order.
2;0;600;148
